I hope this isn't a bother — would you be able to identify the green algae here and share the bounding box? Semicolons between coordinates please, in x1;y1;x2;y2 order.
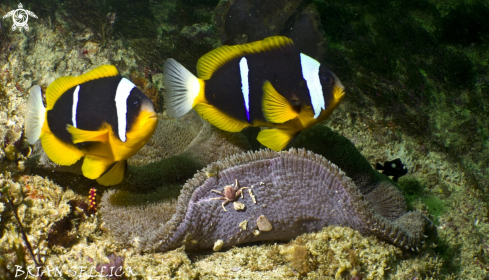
422;195;447;218
397;177;446;223
397;176;425;210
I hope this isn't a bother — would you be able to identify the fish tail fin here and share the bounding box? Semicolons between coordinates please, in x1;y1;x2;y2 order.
25;85;46;144
163;58;203;118
257;128;299;151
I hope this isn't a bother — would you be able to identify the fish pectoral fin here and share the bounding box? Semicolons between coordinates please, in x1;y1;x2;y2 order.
257;128;298;151
82;155;115;180
40;132;84;165
194;103;250;132
96;160;127;186
67;125;109;144
262;81;298;124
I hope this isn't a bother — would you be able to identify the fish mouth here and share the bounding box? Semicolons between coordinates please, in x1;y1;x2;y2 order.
148;113;158;120
333;84;346;101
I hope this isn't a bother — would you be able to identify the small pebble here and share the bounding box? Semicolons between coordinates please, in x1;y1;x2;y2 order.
233;201;245;211
239;220;248;230
213;239;224;251
256;215;273;231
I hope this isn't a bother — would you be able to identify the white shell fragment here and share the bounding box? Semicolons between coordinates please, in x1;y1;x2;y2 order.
239;220;248;230
253;230;260;236
233;201;246;211
213;239;224;251
249;189;256;204
256;215;273;231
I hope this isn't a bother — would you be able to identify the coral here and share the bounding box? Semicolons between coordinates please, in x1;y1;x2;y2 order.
95;253;126;279
47;199;92;247
388;253;446;280
101;148;432;253
0;236;27;280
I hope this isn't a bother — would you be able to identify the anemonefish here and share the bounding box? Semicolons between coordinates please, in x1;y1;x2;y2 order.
24;65;158;186
163;36;345;151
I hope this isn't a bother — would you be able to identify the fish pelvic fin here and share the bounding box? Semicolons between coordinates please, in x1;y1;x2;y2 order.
82;155;115;180
40;131;84;165
194;103;250;132
25;85;47;144
66;125;109;144
262;81;298;124
163;58;205;119
96;160;127;186
46;65;119;110
257;128;299;151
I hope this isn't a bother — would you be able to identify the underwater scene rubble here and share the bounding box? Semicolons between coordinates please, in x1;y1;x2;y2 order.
0;0;488;279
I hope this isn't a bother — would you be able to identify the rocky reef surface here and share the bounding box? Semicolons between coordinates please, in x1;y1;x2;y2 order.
0;0;488;279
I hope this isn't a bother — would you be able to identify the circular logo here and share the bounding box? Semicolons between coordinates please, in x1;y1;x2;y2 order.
13;9;28;27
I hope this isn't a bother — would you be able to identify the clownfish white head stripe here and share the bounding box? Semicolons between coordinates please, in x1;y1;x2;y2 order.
115;78;136;142
239;57;250;121
72;85;80;128
300;53;325;119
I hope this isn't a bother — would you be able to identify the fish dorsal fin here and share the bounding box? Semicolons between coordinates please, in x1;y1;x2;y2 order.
262;81;298;123
197;36;295;80
46;65;119;110
66;125;109;144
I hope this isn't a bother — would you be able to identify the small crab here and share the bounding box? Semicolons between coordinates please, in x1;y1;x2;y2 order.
210;179;249;212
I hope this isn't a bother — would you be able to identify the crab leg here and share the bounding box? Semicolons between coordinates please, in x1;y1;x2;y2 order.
211;190;224;195
237;187;249;198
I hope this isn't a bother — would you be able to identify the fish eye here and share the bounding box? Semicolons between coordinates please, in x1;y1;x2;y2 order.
131;100;139;109
321;75;334;87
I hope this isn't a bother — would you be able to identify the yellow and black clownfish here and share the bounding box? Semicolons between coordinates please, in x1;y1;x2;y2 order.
163;36;345;151
24;65;158;186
